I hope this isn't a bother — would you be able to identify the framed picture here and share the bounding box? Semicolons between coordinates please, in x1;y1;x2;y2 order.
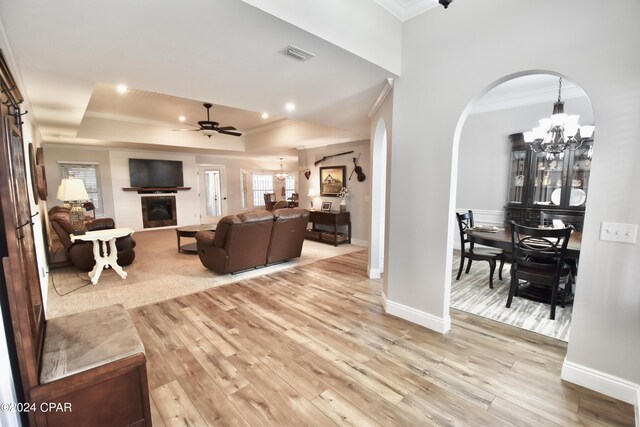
319;166;346;196
321;202;332;212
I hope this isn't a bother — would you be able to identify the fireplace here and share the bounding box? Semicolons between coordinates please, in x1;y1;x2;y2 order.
141;196;177;228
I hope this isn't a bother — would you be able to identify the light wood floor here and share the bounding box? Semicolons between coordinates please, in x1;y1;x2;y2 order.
130;250;634;426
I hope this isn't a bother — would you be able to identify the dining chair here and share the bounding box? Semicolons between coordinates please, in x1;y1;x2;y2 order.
507;221;573;320
82;201;96;218
263;193;276;211
455;210;506;288
288;192;299;208
273;200;288;210
539;210;580;276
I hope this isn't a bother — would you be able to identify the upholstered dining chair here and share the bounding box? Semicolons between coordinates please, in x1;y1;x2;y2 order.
455;210;506;288
273;200;288;210
507;221;573;320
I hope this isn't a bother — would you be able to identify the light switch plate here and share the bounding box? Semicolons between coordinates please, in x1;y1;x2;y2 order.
599;222;638;244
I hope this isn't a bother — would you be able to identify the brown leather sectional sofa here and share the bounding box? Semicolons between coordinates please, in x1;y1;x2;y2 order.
48;206;136;271
195;208;309;274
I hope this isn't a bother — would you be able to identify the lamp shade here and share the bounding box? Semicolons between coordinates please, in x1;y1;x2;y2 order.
308;188;319;197
58;178;89;202
56;183;65;200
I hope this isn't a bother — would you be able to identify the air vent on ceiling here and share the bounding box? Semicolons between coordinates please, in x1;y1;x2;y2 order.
280;45;315;61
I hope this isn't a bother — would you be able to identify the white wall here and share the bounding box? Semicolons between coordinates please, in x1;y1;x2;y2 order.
44;145;300;229
388;0;640;402
298;140;370;245
240;0;402;75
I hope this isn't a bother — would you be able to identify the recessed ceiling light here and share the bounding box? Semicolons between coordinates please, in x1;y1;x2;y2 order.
261;112;269;119
116;84;128;94
285;102;296;112
178;115;186;122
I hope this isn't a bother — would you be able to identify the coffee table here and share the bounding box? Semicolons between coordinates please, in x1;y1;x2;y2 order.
176;224;217;253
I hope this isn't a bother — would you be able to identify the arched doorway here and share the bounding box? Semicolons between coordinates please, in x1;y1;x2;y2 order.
450;71;594;341
369;118;388;279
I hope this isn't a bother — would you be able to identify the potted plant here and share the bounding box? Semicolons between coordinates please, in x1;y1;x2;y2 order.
338;187;349;212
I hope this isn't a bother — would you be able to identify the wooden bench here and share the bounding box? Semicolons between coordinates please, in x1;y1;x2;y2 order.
32;305;150;426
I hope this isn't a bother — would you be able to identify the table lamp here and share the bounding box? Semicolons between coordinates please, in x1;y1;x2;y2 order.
308;188;319;210
58;178;89;234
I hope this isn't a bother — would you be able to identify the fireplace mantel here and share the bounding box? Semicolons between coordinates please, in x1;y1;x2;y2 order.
123;186;191;194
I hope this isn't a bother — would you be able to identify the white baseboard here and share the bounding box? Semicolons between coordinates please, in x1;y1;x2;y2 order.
351;238;367;247
561;359;640;407
385;299;451;334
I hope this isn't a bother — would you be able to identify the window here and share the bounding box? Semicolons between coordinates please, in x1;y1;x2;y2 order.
59;163;103;215
252;173;274;207
240;171;248;210
285;175;296;200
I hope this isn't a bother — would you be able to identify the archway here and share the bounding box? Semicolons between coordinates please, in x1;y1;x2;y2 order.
449;71;594;341
369;118;388;278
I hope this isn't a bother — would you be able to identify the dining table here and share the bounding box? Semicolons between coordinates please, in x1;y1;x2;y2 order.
466;225;582;258
466;225;582;304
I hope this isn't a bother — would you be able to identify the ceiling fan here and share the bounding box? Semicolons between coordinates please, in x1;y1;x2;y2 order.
175;103;242;138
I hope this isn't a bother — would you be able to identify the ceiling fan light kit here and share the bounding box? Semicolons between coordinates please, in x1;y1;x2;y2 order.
174;102;242;138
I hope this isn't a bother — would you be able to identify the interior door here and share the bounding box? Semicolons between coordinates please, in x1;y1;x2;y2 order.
199;165;227;224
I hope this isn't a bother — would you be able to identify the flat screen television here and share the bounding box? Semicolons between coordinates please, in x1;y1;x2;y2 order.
129;158;184;188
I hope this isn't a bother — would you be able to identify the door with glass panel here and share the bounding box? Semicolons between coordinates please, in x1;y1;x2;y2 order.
199;165;227;224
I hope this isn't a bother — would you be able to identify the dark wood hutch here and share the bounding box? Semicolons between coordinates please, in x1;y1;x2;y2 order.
504;132;593;231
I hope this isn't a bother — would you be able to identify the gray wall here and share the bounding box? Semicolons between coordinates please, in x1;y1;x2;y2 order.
298;139;371;245
457;97;594;212
388;0;640;396
43;145;115;219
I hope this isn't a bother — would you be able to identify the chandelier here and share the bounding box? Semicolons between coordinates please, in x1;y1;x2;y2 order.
523;77;594;154
275;158;288;181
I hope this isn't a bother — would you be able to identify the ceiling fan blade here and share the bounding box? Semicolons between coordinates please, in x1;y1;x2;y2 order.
218;130;242;137
172;128;201;132
217;126;237;131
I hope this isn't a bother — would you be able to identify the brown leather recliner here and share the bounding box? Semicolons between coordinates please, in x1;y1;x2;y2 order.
267;208;310;265
48;207;136;271
195;210;274;274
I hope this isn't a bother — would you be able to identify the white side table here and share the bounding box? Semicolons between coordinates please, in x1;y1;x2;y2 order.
71;228;135;284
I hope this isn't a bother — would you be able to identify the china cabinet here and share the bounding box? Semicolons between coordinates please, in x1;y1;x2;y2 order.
504;133;593;230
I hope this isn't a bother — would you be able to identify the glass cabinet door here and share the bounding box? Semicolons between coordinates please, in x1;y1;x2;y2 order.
532;151;565;206
507;149;526;204
568;143;592;207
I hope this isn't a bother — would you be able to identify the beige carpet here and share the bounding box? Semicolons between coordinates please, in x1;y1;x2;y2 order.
47;229;364;318
450;253;572;341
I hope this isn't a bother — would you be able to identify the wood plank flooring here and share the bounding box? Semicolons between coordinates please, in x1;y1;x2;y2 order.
130;250;635;426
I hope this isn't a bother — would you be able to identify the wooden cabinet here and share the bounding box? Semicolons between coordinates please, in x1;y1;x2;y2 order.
505;133;593;230
306;211;351;246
